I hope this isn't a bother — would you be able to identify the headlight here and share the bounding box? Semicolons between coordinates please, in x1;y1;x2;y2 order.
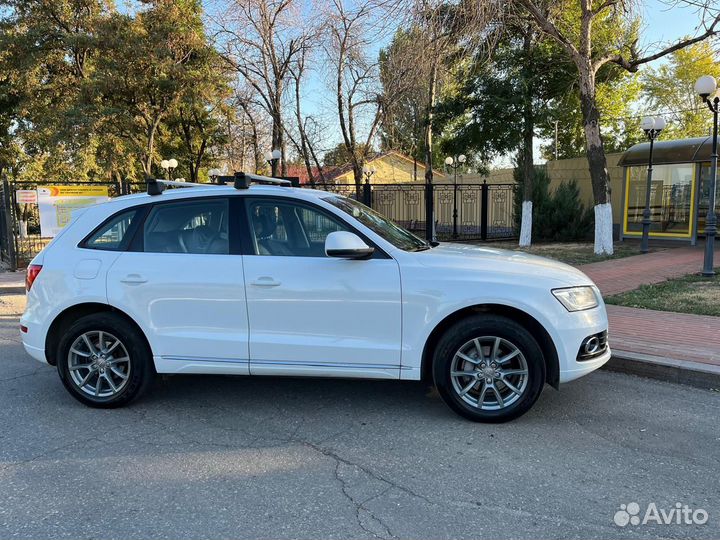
552;286;598;312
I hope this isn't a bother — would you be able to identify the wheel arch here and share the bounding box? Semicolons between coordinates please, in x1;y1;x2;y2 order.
420;304;560;389
44;303;154;367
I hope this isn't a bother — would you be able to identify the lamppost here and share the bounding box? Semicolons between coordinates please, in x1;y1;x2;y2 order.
362;164;376;184
160;158;178;180
696;75;719;277
209;168;222;183
444;154;466;239
361;165;376;206
265;149;281;177
639;116;666;254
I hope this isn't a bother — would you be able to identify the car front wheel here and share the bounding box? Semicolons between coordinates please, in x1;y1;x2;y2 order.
433;314;545;423
56;313;153;408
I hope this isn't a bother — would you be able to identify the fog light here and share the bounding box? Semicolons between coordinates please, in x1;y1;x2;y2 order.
577;330;608;361
582;336;601;355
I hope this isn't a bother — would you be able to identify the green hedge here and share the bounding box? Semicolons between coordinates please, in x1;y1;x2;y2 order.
513;165;593;242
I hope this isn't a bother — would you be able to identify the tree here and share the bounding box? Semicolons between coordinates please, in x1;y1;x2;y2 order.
0;0;112;181
285;47;326;183
162;47;232;182
535;67;642;160
92;0;223;178
517;0;720;254
435;16;579;246
642;41;720;140
324;0;386;194
379;28;431;166
408;0;500;240
216;0;316;176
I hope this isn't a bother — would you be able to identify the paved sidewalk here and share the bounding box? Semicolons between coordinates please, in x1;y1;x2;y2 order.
578;245;720;388
0;270;25;294
580;244;720;295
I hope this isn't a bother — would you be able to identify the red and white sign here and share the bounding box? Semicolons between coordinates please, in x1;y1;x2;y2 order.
16;189;38;204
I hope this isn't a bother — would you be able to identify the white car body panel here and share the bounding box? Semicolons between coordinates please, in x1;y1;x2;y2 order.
243;254;402;378
20;185;610;388
106;251;250;375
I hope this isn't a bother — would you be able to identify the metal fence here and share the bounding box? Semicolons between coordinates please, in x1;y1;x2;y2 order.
0;177;517;269
364;182;516;241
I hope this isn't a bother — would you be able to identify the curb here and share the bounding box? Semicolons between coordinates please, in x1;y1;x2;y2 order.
0;285;25;295
604;351;720;391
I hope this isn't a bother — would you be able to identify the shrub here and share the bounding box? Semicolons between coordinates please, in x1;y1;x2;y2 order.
514;165;593;242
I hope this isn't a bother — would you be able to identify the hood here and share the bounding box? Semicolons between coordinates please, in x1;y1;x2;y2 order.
414;243;594;288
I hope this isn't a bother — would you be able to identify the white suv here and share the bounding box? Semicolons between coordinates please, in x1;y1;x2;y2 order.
20;176;610;422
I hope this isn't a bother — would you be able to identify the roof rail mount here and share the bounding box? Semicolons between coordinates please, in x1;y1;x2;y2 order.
234;172;291;189
145;178;210;196
145;172;291;195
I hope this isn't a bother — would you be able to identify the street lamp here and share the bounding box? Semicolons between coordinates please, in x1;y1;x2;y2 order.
445;154;466;239
265;149;282;177
639;116;666;254
161;158;178;180
362;164;376;184
695;75;719;277
208;168;222;184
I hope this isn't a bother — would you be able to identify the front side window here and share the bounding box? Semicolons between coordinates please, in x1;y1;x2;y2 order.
323;195;428;251
143;199;229;254
248;199;348;257
84;210;138;251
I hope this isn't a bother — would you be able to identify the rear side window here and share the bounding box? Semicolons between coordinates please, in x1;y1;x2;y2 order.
143;199;229;254
84;210;138;251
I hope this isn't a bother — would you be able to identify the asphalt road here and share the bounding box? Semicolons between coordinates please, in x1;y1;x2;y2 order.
1;293;718;540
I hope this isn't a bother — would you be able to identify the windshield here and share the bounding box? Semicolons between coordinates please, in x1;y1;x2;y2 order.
323;195;430;252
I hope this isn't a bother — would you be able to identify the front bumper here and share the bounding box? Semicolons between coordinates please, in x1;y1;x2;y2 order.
554;303;611;384
559;347;611;383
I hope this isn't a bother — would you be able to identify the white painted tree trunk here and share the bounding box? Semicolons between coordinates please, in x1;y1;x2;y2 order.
593;203;614;255
519;200;532;247
19;220;28;239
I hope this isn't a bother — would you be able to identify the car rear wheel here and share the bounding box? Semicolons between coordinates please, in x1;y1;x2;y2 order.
57;313;153;408
433;314;545;423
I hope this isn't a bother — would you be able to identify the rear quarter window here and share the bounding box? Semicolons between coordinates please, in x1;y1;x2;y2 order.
82;209;139;251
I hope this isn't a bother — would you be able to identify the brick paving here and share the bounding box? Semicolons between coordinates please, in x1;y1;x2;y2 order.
580;245;720;295
578;245;720;369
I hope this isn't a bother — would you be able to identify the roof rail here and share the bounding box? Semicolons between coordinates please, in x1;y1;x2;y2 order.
146;178;213;196
234;172;291;189
145;172;292;196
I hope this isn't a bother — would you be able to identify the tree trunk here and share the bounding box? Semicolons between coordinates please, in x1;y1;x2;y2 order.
353;164;363;200
143;116;162;179
424;60;438;240
578;63;613;255
519;28;534;248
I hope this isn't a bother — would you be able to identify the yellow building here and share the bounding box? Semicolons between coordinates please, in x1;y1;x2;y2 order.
329;151;446;184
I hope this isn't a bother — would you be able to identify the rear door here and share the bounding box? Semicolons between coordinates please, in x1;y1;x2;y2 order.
107;196;250;374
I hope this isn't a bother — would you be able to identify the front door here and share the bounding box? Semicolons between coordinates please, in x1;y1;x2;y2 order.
242;197;402;379
107;197;250;374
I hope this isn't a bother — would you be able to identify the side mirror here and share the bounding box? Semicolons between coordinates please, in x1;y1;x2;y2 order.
325;231;374;259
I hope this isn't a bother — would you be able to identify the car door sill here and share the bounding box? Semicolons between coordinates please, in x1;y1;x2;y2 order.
250;360;401;379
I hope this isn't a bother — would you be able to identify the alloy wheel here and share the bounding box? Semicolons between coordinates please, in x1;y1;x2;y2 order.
450;336;529;410
67;331;131;398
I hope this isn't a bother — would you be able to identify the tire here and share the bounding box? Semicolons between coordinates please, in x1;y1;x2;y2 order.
56;313;154;408
432;314;545;423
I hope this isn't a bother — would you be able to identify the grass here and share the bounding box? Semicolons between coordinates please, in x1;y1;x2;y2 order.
476;241;657;266
605;271;720;317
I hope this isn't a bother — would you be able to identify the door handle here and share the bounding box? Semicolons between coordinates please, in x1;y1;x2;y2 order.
251;277;281;287
120;273;148;285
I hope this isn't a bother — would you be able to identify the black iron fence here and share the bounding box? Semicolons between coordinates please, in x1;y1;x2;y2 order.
321;181;517;242
0;177;517;269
